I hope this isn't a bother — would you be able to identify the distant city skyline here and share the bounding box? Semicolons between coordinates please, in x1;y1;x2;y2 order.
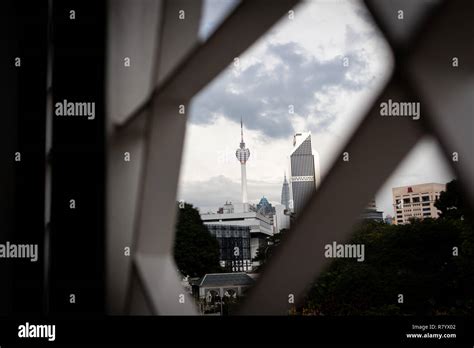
177;0;455;217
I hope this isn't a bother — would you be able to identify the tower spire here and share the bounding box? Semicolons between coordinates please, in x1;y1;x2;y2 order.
236;119;250;210
281;171;290;210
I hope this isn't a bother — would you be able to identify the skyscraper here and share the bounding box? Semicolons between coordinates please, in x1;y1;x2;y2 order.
289;132;317;215
281;173;290;210
360;198;384;222
235;119;250;211
256;196;275;217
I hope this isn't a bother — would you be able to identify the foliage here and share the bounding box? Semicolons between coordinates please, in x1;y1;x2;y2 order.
303;219;473;315
173;202;222;278
303;179;474;315
435;179;471;221
253;228;288;270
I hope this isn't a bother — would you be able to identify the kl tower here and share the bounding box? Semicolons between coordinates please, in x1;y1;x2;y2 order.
235;118;250;212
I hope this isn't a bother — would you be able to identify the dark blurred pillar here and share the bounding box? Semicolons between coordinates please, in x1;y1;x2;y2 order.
0;1;48;316
49;0;106;316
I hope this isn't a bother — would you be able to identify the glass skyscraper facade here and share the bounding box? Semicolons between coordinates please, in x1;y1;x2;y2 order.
281;174;290;210
290;133;317;215
256;196;275;216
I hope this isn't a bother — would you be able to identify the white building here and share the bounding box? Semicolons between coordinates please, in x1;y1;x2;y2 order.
201;203;273;268
392;183;446;225
273;204;290;233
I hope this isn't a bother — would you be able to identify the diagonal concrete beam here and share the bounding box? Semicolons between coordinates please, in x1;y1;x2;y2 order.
116;0;302;130
127;0;302;315
240;79;427;314
407;0;474;209
241;0;474;316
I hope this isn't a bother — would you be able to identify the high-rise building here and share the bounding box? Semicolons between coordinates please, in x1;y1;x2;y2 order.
289;132;318;215
392;183;446;225
273;204;290;233
360;198;384;222
256;196;275;217
235;118;250;212
201;120;275;272
280;173;290;210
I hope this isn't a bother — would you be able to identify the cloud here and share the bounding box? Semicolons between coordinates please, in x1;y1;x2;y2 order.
353;5;373;23
179;175;239;209
180;0;410;216
178;174;282;211
190;34;373;140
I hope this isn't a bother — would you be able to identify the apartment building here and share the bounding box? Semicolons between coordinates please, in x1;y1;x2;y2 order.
392;183;446;225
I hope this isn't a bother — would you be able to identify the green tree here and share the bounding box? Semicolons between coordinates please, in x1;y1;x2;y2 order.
303;219;474;315
302;181;474;315
435;179;471;221
173;202;222;278
253;228;288;269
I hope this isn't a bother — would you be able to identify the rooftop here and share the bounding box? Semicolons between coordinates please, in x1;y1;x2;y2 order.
199;272;255;287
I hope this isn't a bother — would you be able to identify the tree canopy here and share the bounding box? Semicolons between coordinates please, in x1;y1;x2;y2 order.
304;218;473;315
253;180;474;315
435;179;471;221
253;229;288;264
173;202;222;278
302;179;474;315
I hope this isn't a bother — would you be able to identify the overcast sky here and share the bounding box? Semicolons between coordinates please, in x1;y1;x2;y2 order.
177;0;455;217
